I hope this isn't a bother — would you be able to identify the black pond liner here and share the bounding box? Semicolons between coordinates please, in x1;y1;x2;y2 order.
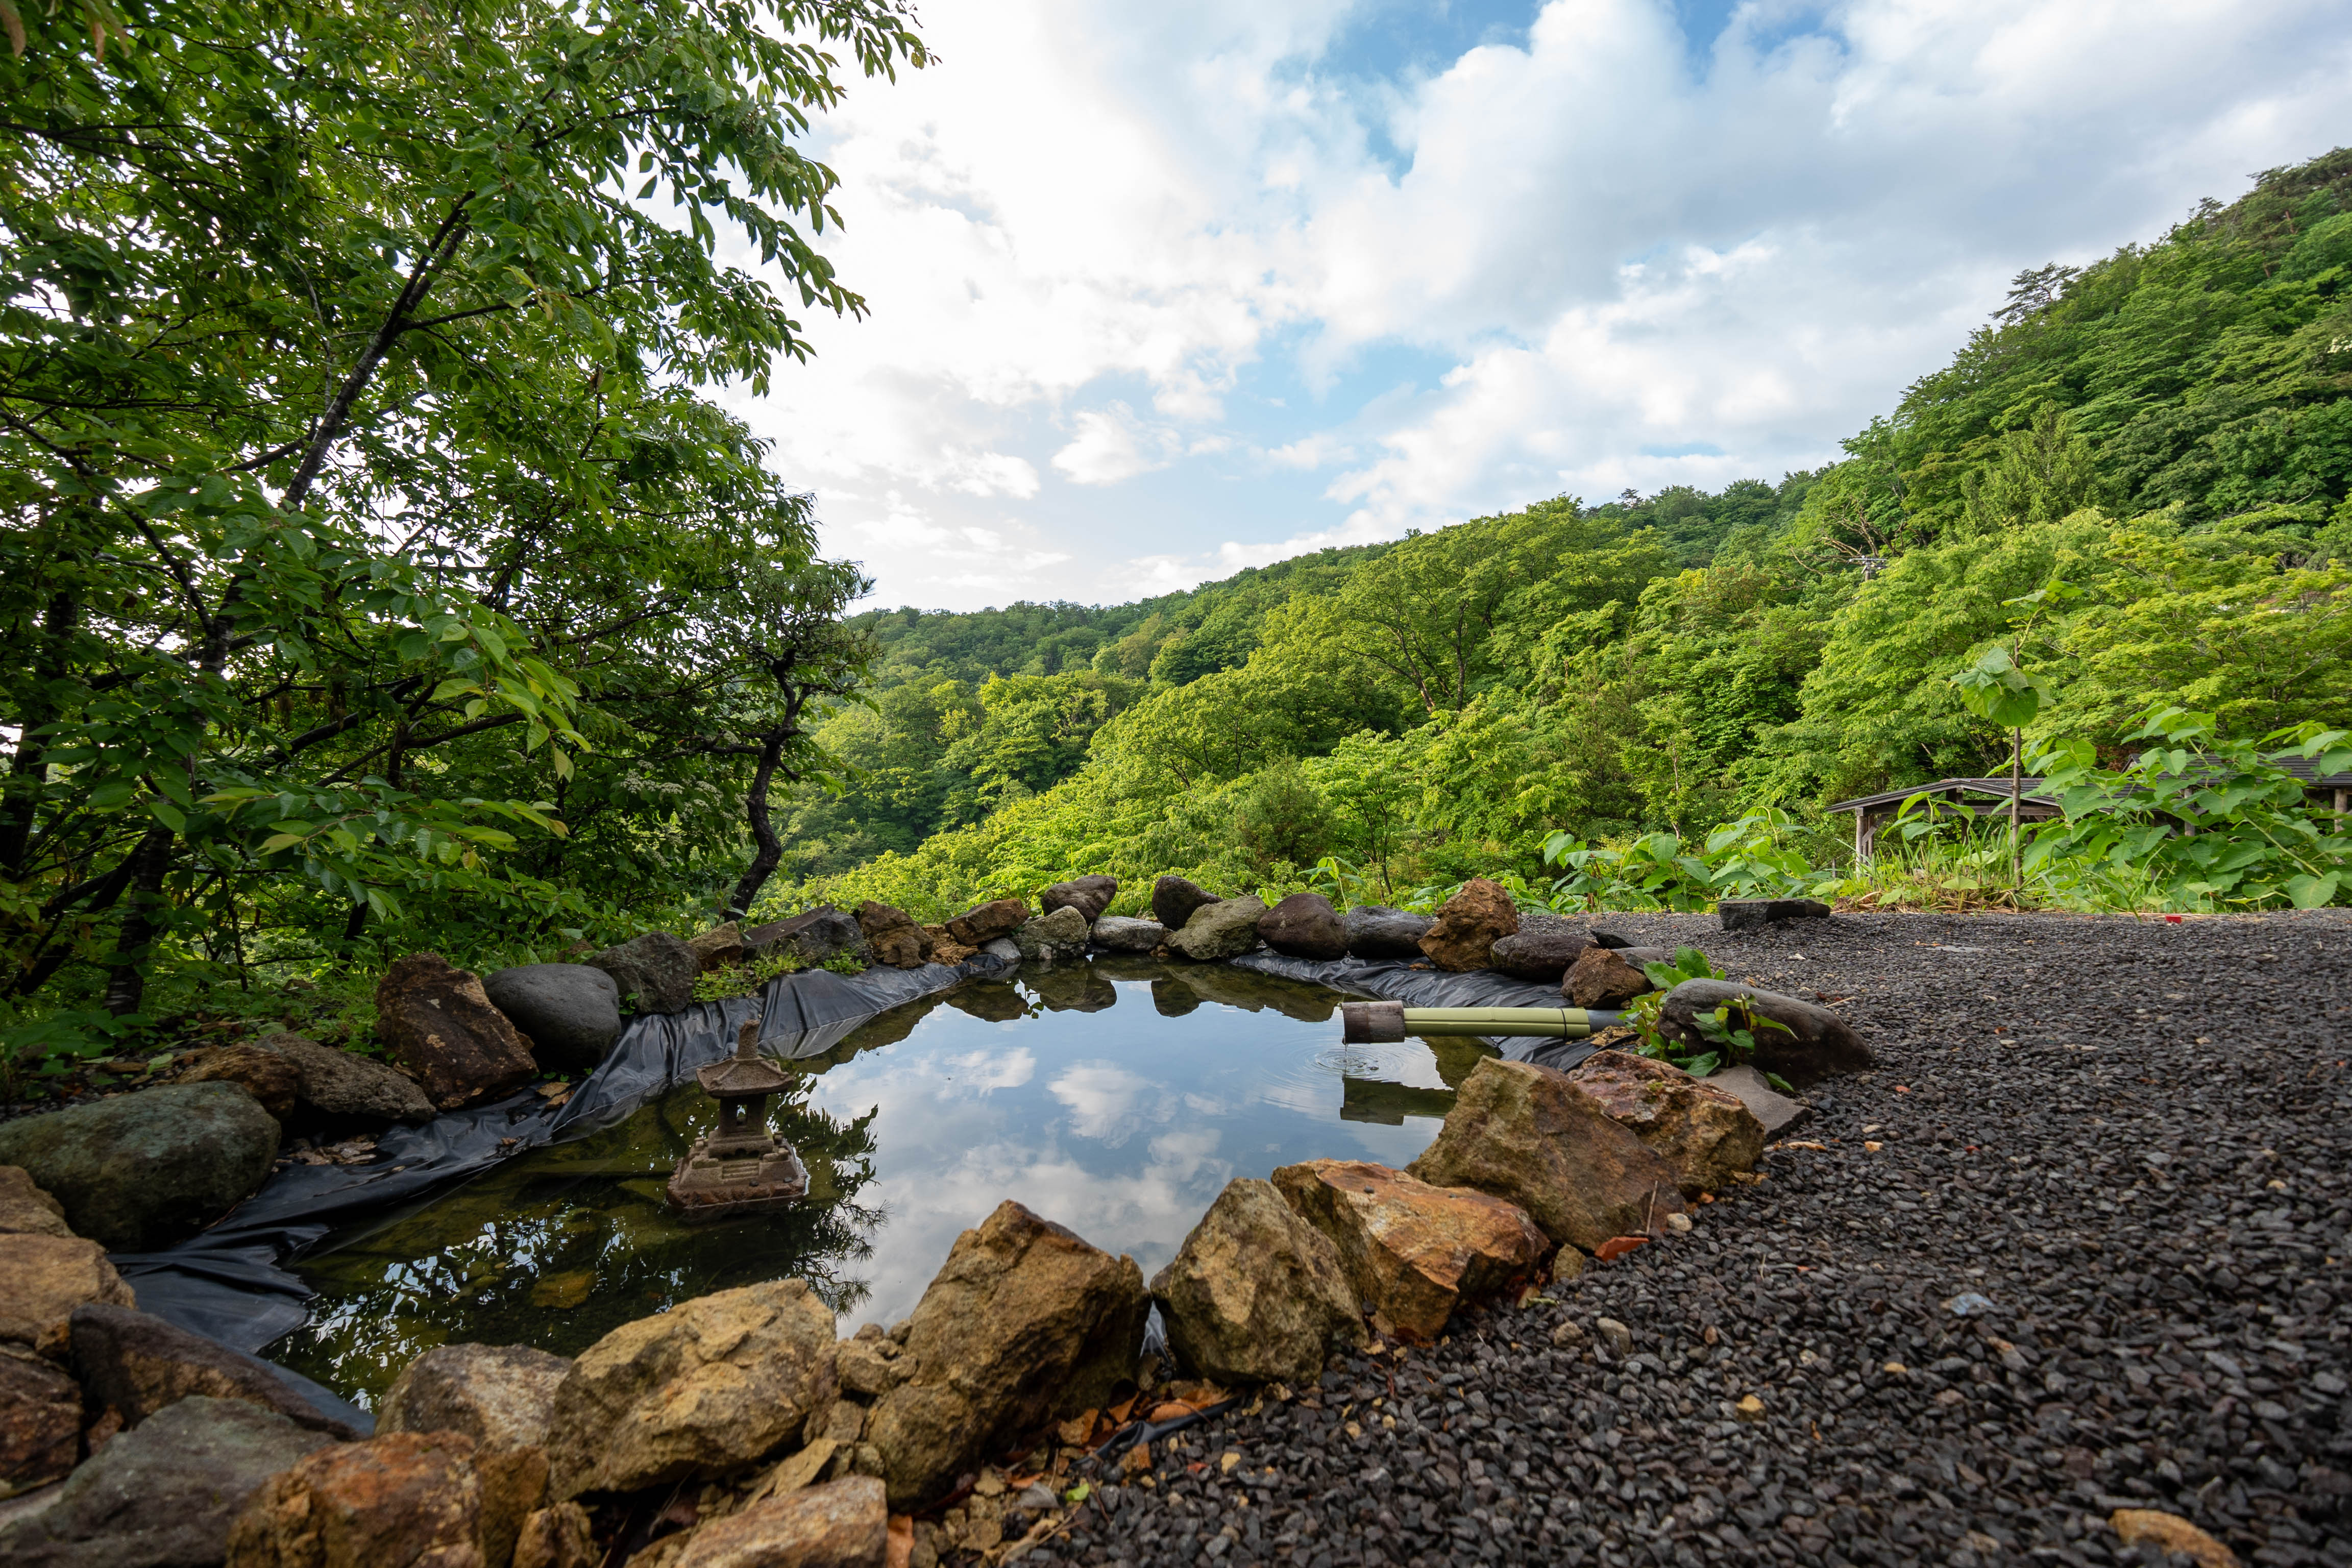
105;944;1606;1435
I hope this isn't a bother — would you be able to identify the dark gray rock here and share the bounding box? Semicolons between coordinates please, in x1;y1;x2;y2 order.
1342;905;1432;961
744;906;871;968
1089;915;1164;953
585;930;699;1015
1151;876;1218;932
0;1083;278;1252
69;1304;363;1439
1657;979;1872;1085
1259;893;1347;961
1041;875;1119;923
0;1395;334;1567
1488;917;1598;982
246;1034;434;1124
1717;897;1832;932
1707;1064;1809;1136
482;964;623;1071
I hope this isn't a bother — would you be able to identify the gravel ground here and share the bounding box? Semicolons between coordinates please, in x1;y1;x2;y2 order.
1032;910;2352;1568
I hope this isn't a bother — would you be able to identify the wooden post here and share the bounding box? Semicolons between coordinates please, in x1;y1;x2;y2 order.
2011;729;2023;887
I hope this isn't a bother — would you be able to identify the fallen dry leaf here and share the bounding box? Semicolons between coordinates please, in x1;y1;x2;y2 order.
1594;1236;1649;1263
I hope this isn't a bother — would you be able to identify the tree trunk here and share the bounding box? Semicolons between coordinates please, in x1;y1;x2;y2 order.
102;824;176;1015
725;730;787;921
1;590;76;875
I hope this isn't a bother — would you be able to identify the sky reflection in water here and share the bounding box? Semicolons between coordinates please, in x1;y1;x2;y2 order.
272;959;1496;1405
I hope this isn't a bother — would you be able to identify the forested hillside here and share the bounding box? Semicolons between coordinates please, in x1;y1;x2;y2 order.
772;149;2352;919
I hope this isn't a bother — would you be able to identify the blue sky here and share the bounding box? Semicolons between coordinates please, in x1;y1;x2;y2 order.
722;0;2352;611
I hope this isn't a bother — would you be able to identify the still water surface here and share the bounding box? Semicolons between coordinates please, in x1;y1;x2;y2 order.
271;958;1499;1405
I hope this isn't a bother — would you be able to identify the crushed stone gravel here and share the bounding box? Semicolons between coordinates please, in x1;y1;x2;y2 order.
1022;910;2352;1568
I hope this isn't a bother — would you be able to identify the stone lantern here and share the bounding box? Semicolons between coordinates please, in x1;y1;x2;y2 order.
665;1015;808;1220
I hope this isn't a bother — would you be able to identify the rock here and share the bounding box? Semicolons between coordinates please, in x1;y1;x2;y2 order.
1149;979;1199;1016
834;1338;910;1400
585;931;700;1015
512;1502;597;1568
545;1279;836;1499
1150;1178;1365;1387
246;1034;437;1125
855;903;932;970
978;937;1019;966
176;1045;301;1121
0;1346;80;1497
941;898;1028;948
0;1396;334;1567
745;908;871;969
687;922;747;972
2108;1508;2239;1568
1565;945;1654;1010
0;1084;279;1252
1656;981;1873;1085
1088;915;1164;953
1040;876;1118;924
1341;906;1432;961
1717;897;1832;933
0;1167;70;1238
1270;1160;1546;1343
70;1304;362;1438
226;1428;532;1568
1594;1317;1634;1356
1011;906;1090;966
1257;894;1347;961
1404;1058;1687;1252
1416;879;1518;972
866;1201;1148;1508
0;1235;135;1349
1149;876;1218;932
1488;918;1598;984
944;982;1025;1022
379;1342;572;1452
673;1475;888;1568
924;929;978;967
481;967;624;1072
1562;1051;1765;1197
1166;896;1269;962
1708;1063;1809;1135
375;953;540;1111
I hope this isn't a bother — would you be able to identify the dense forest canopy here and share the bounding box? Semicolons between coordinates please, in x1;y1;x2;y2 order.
772;150;2352;918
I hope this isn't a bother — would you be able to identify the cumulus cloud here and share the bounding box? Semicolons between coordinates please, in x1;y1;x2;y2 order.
727;0;2352;609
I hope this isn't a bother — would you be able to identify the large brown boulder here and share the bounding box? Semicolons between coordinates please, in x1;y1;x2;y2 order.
71;1303;363;1438
226;1429;538;1568
1405;1058;1686;1252
1257;893;1348;961
1416;879;1518;972
545;1279;836;1500
1488;918;1597;984
672;1475;888;1568
177;1044;302;1121
0;1345;81;1496
1040;876;1118;923
1150;875;1218;932
512;1503;597;1568
942;897;1028;948
0;1165;71;1238
1565;945;1654;1010
247;1033;438;1124
0;1082;280;1251
866;1201;1148;1508
1657;981;1873;1085
374;953;539;1112
0;1233;136;1349
855;902;933;969
1150;1178;1365;1387
1166;895;1269;962
1563;1051;1765;1197
380;1342;572;1452
1270;1160;1547;1344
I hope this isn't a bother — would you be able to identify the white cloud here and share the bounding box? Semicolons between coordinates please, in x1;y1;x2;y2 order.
721;0;2352;609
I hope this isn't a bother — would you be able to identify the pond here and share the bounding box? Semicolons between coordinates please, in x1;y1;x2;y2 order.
269;957;1503;1406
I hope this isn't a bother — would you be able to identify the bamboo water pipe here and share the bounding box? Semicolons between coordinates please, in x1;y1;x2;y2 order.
1338;1001;1619;1042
